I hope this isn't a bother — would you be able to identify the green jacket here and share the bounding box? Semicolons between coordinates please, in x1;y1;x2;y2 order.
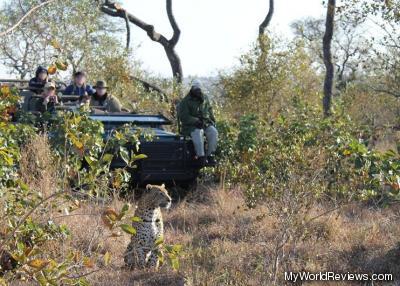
178;93;216;136
90;93;122;112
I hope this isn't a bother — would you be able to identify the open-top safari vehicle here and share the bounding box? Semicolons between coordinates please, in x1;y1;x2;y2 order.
2;79;202;192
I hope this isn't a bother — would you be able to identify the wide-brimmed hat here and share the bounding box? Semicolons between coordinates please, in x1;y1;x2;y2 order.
44;81;56;90
94;80;108;89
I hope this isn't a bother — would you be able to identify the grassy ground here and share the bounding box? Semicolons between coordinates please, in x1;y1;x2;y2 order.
10;185;397;286
8;136;400;285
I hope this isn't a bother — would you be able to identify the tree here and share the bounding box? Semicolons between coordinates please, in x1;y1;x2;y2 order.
322;0;336;117
369;21;400;97
291;16;370;90
0;31;38;79
100;0;183;84
339;0;400;98
0;0;122;79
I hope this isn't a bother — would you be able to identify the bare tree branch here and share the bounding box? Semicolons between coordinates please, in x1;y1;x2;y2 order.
369;87;400;98
166;0;181;46
101;0;183;83
130;76;168;102
0;0;57;37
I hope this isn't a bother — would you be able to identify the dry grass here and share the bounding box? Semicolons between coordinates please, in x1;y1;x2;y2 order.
16;185;395;286
10;135;400;285
19;134;57;197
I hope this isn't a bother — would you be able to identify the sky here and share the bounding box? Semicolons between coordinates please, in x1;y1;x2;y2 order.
0;0;326;78
122;0;325;77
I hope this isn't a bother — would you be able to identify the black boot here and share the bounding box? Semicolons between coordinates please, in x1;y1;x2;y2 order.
193;156;206;167
206;155;217;166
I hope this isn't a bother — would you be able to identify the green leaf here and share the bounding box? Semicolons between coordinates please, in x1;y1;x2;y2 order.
121;203;129;214
172;244;183;253
118;204;130;219
102;153;114;164
154;236;164;246
84;156;95;167
119;147;129;164
120;224;136;235
170;257;180;271
131;216;143;223
132;154;147;161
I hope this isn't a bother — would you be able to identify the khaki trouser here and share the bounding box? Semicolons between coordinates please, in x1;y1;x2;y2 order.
190;126;218;157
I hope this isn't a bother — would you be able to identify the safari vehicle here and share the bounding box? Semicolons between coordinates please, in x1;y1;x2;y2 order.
2;79;201;191
91;112;201;191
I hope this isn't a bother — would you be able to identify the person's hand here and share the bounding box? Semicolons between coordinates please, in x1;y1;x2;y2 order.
195;119;204;129
81;94;90;103
50;95;58;104
43;94;51;104
44;95;58;104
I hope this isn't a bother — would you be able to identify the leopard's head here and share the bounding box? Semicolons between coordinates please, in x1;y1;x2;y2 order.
142;184;172;209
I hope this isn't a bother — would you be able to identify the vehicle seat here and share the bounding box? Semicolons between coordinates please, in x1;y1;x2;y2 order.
20;90;38;112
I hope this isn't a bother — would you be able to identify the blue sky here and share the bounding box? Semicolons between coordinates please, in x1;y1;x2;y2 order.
0;0;326;78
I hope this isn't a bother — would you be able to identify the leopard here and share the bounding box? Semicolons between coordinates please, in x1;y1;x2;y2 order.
124;184;172;269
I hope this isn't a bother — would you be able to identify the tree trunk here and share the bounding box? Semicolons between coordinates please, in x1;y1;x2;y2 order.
259;0;274;37
164;46;182;83
258;0;274;50
322;0;336;117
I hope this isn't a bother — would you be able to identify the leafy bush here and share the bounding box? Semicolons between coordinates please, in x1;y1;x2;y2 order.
216;102;399;207
219;37;322;121
214;37;400;207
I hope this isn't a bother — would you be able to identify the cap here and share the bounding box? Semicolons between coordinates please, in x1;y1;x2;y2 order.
44;81;56;89
192;79;202;89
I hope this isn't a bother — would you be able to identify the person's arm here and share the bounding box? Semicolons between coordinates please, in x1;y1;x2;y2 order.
108;96;122;112
28;78;36;88
178;99;199;125
208;101;216;124
86;85;95;96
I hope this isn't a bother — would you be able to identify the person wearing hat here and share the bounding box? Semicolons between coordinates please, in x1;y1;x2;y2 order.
63;71;95;96
85;80;122;112
177;79;218;166
29;66;50;94
34;81;59;112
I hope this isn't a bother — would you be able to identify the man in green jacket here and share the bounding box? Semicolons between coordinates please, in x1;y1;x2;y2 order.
178;80;218;166
80;80;122;112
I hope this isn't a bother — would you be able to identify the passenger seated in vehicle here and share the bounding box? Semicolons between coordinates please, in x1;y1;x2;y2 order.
80;80;122;112
177;80;218;166
29;66;49;94
34;82;59;112
63;71;95;97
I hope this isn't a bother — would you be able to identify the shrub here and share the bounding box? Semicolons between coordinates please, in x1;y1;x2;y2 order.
216;102;399;207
